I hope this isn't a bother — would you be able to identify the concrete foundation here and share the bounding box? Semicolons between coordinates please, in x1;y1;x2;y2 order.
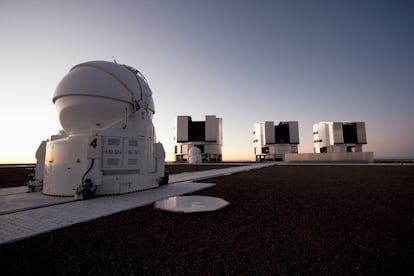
284;152;374;163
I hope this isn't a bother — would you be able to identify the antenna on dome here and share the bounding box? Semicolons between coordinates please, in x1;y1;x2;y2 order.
112;56;117;64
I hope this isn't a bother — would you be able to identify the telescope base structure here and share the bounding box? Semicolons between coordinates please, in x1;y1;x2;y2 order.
175;153;222;163
42;134;166;197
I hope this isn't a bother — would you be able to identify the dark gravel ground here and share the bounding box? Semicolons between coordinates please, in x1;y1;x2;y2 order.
0;165;35;188
165;163;241;175
0;164;239;188
1;165;413;275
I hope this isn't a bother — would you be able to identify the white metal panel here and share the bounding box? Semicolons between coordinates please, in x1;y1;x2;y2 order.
34;141;47;181
205;115;217;142
176;116;189;142
333;122;344;144
204;144;221;155
86;136;101;159
253;123;263;147
313;123;320;150
274;144;289;154
43;137;88;196
318;123;327;147
288;121;300;144
260;122;266;146
356;122;367;144
123;138;141;169
217;117;223;146
102;137;123;169
264;121;275;144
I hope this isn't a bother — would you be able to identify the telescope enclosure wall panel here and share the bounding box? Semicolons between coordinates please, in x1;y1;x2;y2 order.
204;144;222;155
288;121;300;144
217;118;223;145
319;123;328;147
177;116;189;142
356;122;367;144
253;123;263;147
264;121;275;144
258;123;263;146
205;115;218;142
313;124;320;153
333;122;344;144
276;144;298;154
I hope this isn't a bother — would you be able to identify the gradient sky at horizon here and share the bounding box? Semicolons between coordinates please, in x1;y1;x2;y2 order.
1;0;413;163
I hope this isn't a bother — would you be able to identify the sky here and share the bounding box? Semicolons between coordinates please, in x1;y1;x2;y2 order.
0;0;413;163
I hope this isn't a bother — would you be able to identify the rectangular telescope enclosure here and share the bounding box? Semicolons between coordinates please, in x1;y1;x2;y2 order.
175;115;223;162
313;122;367;153
253;121;299;161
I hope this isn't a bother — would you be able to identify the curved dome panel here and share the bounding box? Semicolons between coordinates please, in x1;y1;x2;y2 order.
53;61;156;134
55;96;130;134
54;61;142;104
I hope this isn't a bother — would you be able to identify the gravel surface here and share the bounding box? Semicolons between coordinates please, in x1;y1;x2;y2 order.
165;164;241;175
1;165;413;275
0;165;35;188
0;164;239;188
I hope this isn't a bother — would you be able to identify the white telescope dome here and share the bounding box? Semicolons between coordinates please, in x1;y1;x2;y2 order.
53;60;155;134
188;146;202;164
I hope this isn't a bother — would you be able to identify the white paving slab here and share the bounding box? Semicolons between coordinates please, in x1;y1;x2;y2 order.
0;192;75;215
0;186;28;196
0;181;215;245
168;162;275;183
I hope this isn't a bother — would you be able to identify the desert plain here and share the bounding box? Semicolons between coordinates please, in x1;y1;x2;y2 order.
0;163;413;275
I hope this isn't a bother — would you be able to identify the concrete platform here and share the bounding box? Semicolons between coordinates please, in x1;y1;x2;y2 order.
168;162;276;183
0;191;74;215
0;162;275;245
284;152;374;163
0;181;215;245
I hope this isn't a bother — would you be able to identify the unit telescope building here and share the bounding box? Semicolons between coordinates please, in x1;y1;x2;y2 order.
285;121;374;163
174;115;223;163
313;122;367;153
253;121;299;161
